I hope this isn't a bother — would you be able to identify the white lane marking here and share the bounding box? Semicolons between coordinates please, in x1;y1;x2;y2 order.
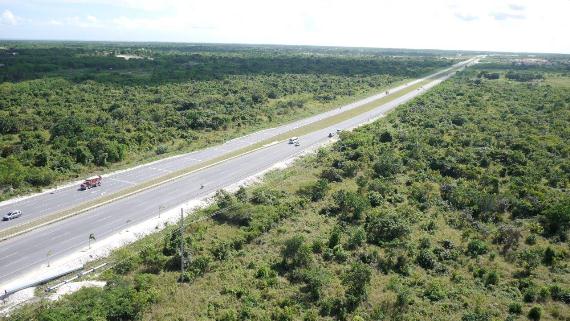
107;178;137;185
184;157;202;162
149;167;173;174
1;252;19;260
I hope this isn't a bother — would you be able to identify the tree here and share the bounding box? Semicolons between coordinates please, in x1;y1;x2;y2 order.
373;152;402;178
328;225;342;249
342;262;372;311
281;235;313;269
301;267;329;301
366;211;410;244
467;239;488;257
540;196;570;238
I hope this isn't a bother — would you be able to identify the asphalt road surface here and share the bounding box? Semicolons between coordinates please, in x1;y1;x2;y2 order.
0;58;477;285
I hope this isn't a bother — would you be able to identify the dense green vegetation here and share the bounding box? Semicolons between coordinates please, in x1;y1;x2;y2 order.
0;43;455;200
6;61;569;321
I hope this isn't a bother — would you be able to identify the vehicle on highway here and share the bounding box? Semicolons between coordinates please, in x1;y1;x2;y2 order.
3;210;22;221
288;137;299;144
328;132;334;138
294;141;300;147
80;175;102;190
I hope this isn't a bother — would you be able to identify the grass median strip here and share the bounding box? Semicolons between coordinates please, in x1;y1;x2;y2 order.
0;63;465;241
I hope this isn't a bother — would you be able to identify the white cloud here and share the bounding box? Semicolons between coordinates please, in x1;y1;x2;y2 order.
48;19;64;26
65;15;102;28
0;9;20;25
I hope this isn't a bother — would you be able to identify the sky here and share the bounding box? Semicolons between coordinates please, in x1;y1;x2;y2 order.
0;0;569;54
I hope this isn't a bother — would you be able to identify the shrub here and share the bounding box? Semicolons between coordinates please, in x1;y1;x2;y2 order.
250;188;281;205
485;271;499;286
528;306;542;321
282;235;313;268
301;267;329;301
347;227;367;249
543;247;556;266
550;285;570;303
368;191;384;207
373;152;402;178
461;310;491;321
525;234;537;245
423;281;447;301
320;168;344;182
508;302;522;314
417;249;437;270
343;263;372;311
467;239;488;257
524;287;537;303
366;211;410;244
188;255;211;278
332;244;348;262
155;144;168;155
328;225;342;248
540;196;570;237
299;179;329;202
332;190;369;221
113;250;139;275
140;245;165;274
311;239;324;254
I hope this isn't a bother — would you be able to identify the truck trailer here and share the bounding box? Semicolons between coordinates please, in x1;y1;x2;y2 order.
80;175;102;190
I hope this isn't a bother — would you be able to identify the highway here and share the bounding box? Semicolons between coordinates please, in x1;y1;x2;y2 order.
0;58;477;286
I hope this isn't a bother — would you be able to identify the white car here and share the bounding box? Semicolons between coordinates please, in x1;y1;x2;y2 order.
289;137;299;144
3;210;22;221
294;141;300;147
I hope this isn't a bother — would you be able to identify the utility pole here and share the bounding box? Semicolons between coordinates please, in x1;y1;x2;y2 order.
179;208;185;278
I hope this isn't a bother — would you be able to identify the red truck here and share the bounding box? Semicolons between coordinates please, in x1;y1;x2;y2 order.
80;175;102;190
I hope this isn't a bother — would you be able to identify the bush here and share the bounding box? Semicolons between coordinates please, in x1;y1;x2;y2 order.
485;271;499;286
328;225;342;249
508;302;522;314
347;227;366;249
343;263;372;311
366;211;410;244
550;285;570;303
543;247;556;266
467;239;488;257
155;144;168;155
417;249;437;270
528;306;542;321
301;267;329;301
368;191;383;207
423;281;447;301
140;245;165;274
281;235;313;268
373;152;402;178
332;244;348;262
113;250;139;275
540;196;570;237
299;179;329;202
461;310;491;321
